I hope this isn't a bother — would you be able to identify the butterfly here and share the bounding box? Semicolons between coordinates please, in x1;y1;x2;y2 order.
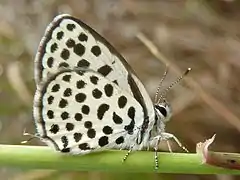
33;14;189;169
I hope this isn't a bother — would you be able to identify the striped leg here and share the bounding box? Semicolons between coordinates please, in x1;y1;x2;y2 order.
122;144;134;162
154;136;161;170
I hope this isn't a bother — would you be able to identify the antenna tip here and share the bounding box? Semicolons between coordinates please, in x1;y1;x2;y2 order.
184;68;191;75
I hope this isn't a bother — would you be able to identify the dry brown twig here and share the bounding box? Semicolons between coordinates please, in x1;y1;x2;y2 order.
136;32;240;132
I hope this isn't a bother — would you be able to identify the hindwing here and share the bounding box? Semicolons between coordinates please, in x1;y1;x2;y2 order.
34;69;144;153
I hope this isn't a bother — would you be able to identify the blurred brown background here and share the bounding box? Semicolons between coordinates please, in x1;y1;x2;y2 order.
0;0;240;179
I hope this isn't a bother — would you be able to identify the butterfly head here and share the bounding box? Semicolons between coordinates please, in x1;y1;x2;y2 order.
154;100;172;123
153;67;191;123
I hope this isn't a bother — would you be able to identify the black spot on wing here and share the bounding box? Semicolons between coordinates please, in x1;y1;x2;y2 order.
124;122;135;135
50;43;58;53
118;96;127;108
124;106;136;135
67;23;76;31
74;113;82;121
49;124;59;134
92;88;102;99
128;106;135;120
75;93;86;103
56;31;64;40
66;123;74;131
61;136;68;148
97;65;112;76
78;143;91;150
61;111;69;120
62;74;71;82
115;136;124;144
61;49;70;60
91;45;101;56
84;121;92;129
47;57;54;67
82;105;90;114
74;43;85;56
76;80;86;89
78;33;88;42
97;104;110;120
59;62;69;68
113;112;123;124
87;128;96;138
47;96;54;104
77;59;90;68
61;148;70;153
63;88;72;97
47;110;54;119
58;98;68;108
98;136;108;147
103;126;113;135
104;84;113;97
74;133;82;142
51;84;60;92
90;76;99;85
66;38;75;48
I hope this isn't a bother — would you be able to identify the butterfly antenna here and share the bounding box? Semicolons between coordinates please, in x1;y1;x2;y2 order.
157;68;191;104
21;128;38;144
154;65;169;103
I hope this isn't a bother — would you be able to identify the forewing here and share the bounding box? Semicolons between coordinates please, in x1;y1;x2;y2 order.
34;14;154;118
34;69;144;153
36;14;134;93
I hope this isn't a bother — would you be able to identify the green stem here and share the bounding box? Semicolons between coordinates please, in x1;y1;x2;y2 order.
0;145;239;174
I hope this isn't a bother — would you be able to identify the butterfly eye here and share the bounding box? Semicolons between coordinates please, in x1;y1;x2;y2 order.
155;105;167;118
155;102;172;123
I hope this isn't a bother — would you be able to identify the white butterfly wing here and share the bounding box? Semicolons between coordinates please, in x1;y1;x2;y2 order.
34;14;154;119
34;14;156;153
34;69;144;153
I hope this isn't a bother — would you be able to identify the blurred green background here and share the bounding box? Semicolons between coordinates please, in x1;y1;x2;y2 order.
0;0;240;179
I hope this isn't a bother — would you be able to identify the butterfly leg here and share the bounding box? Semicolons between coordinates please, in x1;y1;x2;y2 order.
151;132;188;169
166;140;173;153
161;132;189;152
122;144;134;162
154;136;161;170
21;129;40;144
